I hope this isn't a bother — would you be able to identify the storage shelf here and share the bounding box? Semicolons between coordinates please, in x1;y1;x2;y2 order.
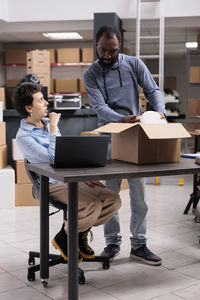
2;62;91;67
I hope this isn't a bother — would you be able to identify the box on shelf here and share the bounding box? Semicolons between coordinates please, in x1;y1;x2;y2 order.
15;160;31;184
94;123;191;164
27;50;50;74
48;49;56;64
190;66;200;83
188;99;200;116
166;76;177;90
12;139;24;160
57;48;80;63
0;88;6;109
55;78;78;93
6;79;19;87
0;122;6;145
0;166;15;208
50;78;54;94
0;102;2;122
81;48;94;63
15;183;39;206
0;144;7;169
5;49;27;64
79;79;86;93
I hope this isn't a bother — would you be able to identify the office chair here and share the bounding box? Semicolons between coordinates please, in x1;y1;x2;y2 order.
24;159;110;286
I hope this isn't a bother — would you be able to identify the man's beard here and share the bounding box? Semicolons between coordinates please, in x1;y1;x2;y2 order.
98;54;118;67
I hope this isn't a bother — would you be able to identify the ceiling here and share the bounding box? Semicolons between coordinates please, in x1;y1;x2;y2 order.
0;16;200;56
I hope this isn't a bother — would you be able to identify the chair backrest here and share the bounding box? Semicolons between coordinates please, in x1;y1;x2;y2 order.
24;159;68;213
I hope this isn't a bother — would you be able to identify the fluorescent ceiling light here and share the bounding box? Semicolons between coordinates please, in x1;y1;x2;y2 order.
42;32;83;40
185;42;198;49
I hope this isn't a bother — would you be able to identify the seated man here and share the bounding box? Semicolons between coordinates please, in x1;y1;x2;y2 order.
15;82;121;262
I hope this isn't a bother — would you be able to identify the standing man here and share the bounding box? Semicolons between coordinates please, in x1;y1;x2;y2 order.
83;25;166;266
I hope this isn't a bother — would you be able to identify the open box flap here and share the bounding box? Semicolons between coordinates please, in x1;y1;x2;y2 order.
93;122;138;134
140;123;191;139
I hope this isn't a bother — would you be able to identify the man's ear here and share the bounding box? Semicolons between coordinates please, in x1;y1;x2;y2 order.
25;105;32;115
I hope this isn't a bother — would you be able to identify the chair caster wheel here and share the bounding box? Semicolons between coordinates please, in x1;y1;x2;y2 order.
27;271;35;281
28;257;35;265
41;280;48;287
102;261;110;270
79;273;85;284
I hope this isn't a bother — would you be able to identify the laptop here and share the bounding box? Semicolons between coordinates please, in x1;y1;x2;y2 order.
52;136;109;168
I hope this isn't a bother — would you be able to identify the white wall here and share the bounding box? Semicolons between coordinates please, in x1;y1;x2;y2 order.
3;0;200;22
0;0;8;21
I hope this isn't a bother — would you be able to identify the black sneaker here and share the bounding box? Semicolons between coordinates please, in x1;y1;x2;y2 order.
79;229;95;259
130;245;162;266
101;244;120;259
52;224;83;263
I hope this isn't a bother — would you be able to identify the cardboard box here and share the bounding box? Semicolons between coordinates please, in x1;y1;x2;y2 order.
0;88;6;109
188;99;200;116
94;123;191;164
55;78;78;93
15;183;39;206
50;78;54;94
81;48;94;63
0;102;2;122
12;139;24;160
190;66;200;83
0;122;6;145
48;49;56;64
0;166;15;208
15;160;31;184
80;79;86;93
80;131;99;136
27;50;50;74
166;76;176;90
5;49;27;64
6;79;19;87
0;144;7;169
57;48;80;63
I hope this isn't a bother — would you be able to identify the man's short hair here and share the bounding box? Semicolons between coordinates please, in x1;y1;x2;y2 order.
96;25;122;44
15;82;41;118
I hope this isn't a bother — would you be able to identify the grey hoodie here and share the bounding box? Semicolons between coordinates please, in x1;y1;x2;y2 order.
83;53;166;127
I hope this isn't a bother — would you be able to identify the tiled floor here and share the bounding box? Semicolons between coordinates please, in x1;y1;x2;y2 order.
0;175;200;299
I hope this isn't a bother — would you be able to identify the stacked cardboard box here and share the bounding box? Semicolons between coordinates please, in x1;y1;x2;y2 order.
12;139;39;206
81;48;94;63
0;88;6;109
27;50;50;95
57;48;80;63
188;99;200;116
0;121;15;208
55;78;78;93
190;66;200;83
5;49;26;64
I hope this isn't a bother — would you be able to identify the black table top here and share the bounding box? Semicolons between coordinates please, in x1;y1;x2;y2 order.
27;158;200;183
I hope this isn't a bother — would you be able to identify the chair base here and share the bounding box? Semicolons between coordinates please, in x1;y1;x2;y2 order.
27;250;110;286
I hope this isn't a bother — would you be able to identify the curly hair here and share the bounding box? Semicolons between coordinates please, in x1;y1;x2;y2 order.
14;82;42;118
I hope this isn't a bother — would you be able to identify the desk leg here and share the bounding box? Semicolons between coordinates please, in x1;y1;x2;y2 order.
40;175;49;283
68;182;78;300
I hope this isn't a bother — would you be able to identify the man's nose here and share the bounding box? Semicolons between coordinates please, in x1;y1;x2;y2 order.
104;51;112;58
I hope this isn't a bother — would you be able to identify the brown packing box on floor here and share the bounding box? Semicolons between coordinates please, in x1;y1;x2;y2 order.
5;49;27;64
55;78;78;93
15;183;39;206
0;144;7;169
15;160;31;184
188;99;200;116
57;48;80;63
94;123;191;164
81;48;94;63
0;122;6;145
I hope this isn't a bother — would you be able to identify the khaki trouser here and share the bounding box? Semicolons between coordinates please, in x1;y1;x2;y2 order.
49;182;121;233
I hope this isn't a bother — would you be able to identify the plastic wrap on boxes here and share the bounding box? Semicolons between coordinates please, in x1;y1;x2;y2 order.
12;139;24;160
0;166;15;208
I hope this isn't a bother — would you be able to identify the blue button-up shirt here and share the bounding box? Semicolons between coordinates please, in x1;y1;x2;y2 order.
16;118;61;183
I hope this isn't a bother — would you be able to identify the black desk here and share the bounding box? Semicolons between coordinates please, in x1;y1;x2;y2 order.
27;158;200;300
